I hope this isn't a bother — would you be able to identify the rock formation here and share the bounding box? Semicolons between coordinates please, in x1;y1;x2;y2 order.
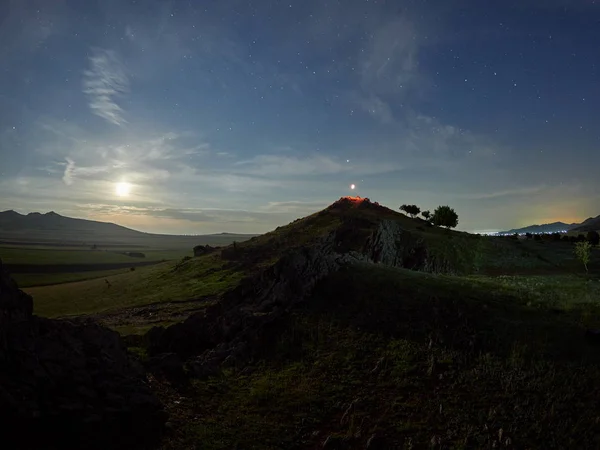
0;260;166;450
146;218;449;377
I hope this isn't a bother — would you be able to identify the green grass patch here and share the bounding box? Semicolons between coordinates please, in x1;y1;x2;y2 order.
12;268;131;287
0;245;191;265
158;264;600;449
29;254;244;318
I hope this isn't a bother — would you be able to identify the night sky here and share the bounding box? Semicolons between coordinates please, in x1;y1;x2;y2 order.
1;0;599;234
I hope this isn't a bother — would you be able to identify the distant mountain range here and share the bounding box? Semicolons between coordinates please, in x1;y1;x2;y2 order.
0;210;142;235
499;214;600;235
0;210;257;247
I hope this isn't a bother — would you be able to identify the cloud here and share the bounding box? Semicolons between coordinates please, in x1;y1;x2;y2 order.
460;185;548;200
82;48;129;126
62;158;75;185
261;200;330;214
359;17;419;95
353;94;394;123
234;154;347;177
233;154;402;178
76;203;296;225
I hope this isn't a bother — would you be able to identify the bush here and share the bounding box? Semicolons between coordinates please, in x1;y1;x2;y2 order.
574;241;592;273
587;230;600;246
399;204;421;218
431;205;458;229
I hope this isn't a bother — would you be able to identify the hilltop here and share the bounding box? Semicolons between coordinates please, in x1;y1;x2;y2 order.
4;196;600;449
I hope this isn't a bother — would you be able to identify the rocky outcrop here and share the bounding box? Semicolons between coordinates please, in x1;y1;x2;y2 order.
146;217;464;377
146;233;369;368
0;260;166;450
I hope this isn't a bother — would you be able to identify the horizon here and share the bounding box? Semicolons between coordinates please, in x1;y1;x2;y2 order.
1;1;599;234
1;202;595;237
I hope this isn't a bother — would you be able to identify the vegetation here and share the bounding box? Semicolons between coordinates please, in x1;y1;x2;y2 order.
421;210;431;220
8;197;600;447
399;204;420;218
156;265;600;449
12;268;131;288
587;230;600;246
28;254;242;319
431;205;459;229
574;241;592;273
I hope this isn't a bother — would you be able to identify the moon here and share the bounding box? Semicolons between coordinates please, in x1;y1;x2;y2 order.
115;182;131;197
350;184;356;190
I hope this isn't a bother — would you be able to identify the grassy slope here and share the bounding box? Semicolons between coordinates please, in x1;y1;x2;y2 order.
0;246;191;265
157;264;600;449
29;253;243;318
27;199;598;331
12;268;131;288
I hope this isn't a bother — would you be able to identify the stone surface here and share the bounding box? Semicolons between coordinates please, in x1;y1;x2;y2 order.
0;260;166;449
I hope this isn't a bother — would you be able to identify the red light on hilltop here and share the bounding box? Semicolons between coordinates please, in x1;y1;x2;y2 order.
342;196;364;202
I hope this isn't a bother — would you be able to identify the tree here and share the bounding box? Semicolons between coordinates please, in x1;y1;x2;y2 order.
399;204;421;218
574;241;592;273
431;205;458;229
421;210;431;221
587;230;600;246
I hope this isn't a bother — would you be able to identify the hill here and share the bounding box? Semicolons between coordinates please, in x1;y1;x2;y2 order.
6;196;600;448
500;221;576;235
500;213;600;235
0;210;256;247
571;214;600;232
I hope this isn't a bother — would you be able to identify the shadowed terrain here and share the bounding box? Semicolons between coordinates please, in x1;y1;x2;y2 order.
3;197;600;449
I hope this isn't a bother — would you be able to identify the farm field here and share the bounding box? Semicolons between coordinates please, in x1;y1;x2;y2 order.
0;227;255;287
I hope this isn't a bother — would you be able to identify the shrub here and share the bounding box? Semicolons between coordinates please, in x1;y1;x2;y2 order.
587;230;600;246
431;205;458;229
399;204;421;218
421;210;431;221
574;241;592;273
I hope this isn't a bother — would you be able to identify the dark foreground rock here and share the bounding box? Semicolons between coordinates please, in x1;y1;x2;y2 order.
0;260;166;450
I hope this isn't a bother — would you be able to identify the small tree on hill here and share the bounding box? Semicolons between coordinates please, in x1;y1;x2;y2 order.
431;205;458;229
399;204;421;218
587;230;600;246
574;241;592;273
421;210;431;221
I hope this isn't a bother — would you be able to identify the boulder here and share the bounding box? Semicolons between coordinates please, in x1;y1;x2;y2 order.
0;259;166;449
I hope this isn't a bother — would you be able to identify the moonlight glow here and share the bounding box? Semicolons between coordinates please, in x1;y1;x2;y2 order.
115;182;131;197
350;184;356;190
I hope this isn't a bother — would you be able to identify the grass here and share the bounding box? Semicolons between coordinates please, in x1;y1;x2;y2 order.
29;253;243;318
156;264;600;449
0;245;191;265
9;198;600;447
12;268;132;287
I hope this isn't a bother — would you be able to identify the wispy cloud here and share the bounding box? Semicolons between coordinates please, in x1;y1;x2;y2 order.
460;185;548;200
352;94;395;123
359;17;419;95
233;154;402;178
234;154;347;177
62;158;75;185
82;48;129;126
